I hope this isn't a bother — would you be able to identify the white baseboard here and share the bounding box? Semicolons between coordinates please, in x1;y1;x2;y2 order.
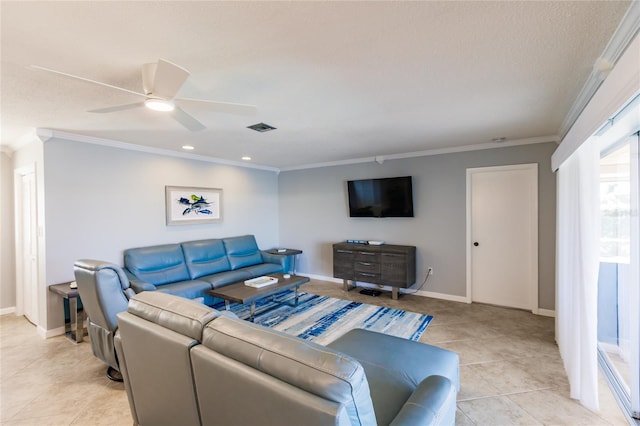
536;308;556;318
408;289;470;304
43;326;66;338
43;319;89;339
304;273;557;313
303;273;343;284
303;273;470;303
0;306;16;315
0;311;73;339
37;325;49;338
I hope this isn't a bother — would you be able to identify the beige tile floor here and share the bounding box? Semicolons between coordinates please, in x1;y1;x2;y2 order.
0;279;629;425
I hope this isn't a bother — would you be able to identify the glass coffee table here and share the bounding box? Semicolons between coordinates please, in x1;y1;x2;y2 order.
207;272;310;321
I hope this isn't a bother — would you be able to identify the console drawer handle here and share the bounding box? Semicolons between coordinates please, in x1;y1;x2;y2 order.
382;253;403;257
359;262;373;266
337;250;353;254
359;273;377;277
359;252;376;256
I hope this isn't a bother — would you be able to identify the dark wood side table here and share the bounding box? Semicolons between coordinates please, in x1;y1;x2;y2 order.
49;282;86;343
264;248;303;274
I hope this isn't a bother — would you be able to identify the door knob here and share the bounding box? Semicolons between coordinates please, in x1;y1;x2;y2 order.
473;242;479;247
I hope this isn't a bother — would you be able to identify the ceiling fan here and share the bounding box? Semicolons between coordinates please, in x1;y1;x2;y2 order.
30;59;257;131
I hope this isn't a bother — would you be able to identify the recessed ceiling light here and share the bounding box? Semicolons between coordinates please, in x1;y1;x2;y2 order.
145;98;175;112
182;145;194;150
242;156;252;161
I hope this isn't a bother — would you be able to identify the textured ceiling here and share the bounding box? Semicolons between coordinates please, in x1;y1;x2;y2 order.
0;1;631;169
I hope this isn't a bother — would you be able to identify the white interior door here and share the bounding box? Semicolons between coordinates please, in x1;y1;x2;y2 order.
467;164;538;311
17;171;38;324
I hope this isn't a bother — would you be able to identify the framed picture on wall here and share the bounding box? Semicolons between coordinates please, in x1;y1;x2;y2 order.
165;186;222;225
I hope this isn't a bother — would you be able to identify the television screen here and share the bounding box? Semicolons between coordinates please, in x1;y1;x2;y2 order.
347;176;414;218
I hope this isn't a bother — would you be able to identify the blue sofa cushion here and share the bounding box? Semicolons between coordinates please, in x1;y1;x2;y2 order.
223;235;263;270
124;244;190;286
182;239;231;279
155;279;213;300
199;269;252;289
241;263;283;277
199;263;283;290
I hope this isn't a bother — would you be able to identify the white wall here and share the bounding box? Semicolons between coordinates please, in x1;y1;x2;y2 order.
10;136;556;331
279;142;557;310
43;138;280;329
0;151;16;312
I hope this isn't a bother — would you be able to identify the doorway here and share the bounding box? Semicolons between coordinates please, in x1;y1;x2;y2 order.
14;165;39;325
466;164;538;312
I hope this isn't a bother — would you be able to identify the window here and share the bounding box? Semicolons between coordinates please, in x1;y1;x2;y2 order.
597;95;639;420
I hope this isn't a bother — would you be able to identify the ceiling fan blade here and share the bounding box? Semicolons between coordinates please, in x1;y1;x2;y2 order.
152;59;190;100
171;106;206;132
141;63;156;95
30;65;146;98
88;102;145;113
176;97;257;116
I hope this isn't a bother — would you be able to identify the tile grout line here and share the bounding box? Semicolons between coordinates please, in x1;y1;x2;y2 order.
457;385;558;402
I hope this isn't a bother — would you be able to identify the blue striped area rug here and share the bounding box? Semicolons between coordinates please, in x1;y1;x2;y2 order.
214;291;432;345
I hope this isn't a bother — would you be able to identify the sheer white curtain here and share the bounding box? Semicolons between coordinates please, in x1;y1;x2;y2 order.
556;138;601;411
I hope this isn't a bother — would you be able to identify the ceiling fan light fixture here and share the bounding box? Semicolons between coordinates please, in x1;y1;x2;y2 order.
145;98;175;112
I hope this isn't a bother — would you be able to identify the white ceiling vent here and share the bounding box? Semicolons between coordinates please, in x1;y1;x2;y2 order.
247;122;277;132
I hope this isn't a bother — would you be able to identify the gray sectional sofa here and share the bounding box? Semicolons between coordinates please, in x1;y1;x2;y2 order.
124;235;288;305
115;291;459;426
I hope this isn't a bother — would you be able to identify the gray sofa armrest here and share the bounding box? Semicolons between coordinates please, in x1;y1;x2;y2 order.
124;270;157;293
261;250;287;269
390;375;456;426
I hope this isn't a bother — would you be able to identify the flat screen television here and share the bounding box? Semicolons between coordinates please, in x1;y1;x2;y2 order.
347;176;414;218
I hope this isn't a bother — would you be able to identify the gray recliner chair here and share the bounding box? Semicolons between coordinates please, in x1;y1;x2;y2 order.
74;259;135;381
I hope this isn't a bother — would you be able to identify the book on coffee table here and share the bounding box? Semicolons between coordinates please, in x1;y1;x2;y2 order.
244;276;279;288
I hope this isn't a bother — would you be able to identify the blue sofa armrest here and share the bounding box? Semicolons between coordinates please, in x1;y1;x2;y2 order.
124;270;157;293
390;375;456;426
261;251;288;269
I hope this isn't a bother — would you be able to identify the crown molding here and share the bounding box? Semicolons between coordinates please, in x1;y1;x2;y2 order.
37;128;54;142
559;2;640;139
37;129;559;174
36;129;280;173
1;128;42;154
279;135;559;172
0;145;14;157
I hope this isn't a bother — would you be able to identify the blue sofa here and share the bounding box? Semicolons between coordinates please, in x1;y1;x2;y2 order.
124;235;288;305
